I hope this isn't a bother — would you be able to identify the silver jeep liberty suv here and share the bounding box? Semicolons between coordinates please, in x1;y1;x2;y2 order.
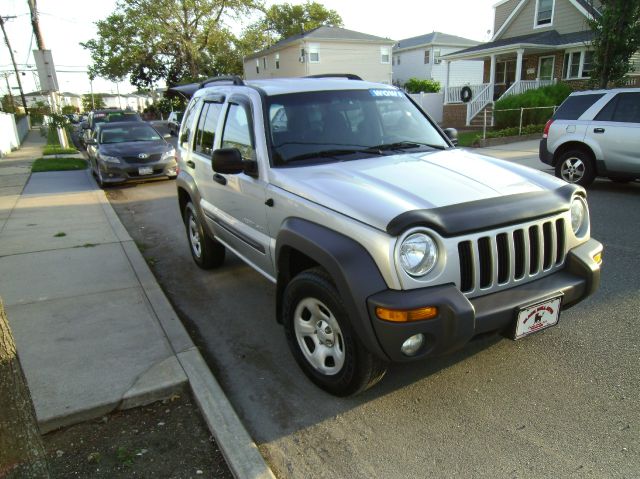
174;75;602;396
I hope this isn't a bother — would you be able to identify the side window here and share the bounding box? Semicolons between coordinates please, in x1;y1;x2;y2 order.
554;94;604;120
193;104;210;152
221;103;254;160
594;95;619;122
611;93;640;123
180;99;200;148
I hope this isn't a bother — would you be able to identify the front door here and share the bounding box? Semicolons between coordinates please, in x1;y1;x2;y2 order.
200;96;273;277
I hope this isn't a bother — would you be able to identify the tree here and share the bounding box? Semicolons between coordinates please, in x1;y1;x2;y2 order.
240;1;343;53
0;300;50;478
588;0;640;88
82;94;105;111
61;105;78;114
82;0;261;89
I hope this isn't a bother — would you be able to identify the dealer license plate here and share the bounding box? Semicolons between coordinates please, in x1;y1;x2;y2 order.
138;166;153;175
514;296;562;340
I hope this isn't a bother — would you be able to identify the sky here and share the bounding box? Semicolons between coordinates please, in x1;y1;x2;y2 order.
0;0;497;96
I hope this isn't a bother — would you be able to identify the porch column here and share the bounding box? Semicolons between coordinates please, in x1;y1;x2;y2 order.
515;49;524;84
489;54;496;97
443;60;450;104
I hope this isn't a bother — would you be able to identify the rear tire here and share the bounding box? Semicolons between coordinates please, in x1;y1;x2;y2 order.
282;267;387;396
184;202;225;269
555;149;596;187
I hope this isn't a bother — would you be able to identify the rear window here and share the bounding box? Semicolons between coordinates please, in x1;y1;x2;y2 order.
554;94;604;120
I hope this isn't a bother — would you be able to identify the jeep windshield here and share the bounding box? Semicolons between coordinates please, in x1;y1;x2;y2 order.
267;89;449;166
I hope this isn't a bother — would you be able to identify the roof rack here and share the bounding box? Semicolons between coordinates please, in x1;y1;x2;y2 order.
305;74;363;81
200;76;245;87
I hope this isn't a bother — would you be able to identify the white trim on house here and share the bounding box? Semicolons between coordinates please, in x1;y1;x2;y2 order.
567;0;599;20
533;0;556;29
537;54;556;80
492;0;513;8
492;0;527;40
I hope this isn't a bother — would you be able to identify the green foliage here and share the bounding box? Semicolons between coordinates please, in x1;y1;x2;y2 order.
484;124;545;139
61;105;78;114
43;146;78;155
156;96;185;115
493;84;571;128
588;0;640;88
2;94;17;113
403;78;441;94
31;158;87;173
81;0;261;89
82;93;106;111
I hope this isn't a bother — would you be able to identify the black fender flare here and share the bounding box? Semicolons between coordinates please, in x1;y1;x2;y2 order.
460;86;473;103
276;218;390;361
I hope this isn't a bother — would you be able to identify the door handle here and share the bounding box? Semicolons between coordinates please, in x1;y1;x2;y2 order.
594;128;605;134
213;173;227;185
186;160;196;168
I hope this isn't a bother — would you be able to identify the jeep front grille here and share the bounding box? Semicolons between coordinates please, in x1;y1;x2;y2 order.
458;216;566;296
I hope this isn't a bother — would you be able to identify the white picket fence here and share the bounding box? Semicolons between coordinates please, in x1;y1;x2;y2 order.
0;113;30;157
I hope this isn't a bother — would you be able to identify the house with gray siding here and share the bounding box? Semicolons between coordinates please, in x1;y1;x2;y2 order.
392;32;484;88
243;26;395;84
439;0;640;126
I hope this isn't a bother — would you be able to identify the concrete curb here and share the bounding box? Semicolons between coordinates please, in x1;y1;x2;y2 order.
472;133;541;148
90;171;275;479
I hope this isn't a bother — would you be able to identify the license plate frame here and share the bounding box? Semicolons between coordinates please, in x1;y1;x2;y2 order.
138;166;153;175
514;295;562;340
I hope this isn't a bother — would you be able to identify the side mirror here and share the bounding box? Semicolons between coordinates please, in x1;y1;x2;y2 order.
212;148;244;174
86;138;97;145
81;121;89;129
443;128;458;147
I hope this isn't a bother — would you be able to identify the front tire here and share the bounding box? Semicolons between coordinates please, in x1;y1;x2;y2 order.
282;268;387;396
555;149;596;187
184;202;225;269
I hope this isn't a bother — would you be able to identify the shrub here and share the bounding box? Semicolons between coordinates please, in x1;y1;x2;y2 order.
404;78;441;94
494;83;572;129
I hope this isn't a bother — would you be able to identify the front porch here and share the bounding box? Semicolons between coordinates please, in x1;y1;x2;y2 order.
442;46;562;127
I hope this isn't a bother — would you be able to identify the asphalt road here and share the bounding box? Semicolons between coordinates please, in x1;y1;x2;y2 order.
106;143;639;479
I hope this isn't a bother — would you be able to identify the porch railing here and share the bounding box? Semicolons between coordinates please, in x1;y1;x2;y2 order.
466;83;493;126
446;83;490;104
499;79;556;100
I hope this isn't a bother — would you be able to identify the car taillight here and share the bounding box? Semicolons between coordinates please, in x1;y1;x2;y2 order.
543;119;554;139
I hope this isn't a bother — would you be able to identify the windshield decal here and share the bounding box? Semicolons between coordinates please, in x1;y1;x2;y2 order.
369;89;403;98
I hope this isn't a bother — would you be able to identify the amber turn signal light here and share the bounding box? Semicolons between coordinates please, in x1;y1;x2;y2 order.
376;306;438;322
593;251;602;265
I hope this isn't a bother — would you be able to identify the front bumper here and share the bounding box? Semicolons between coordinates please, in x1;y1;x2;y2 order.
100;158;177;184
539;138;554;165
367;239;602;362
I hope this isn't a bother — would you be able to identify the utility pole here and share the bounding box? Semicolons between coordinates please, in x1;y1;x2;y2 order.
27;0;46;50
0;15;28;112
2;73;17;111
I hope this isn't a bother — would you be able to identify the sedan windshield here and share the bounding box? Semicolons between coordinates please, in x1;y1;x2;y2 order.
100;125;162;144
267;89;448;165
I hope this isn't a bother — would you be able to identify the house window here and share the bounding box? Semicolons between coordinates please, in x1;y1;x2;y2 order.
496;60;516;85
563;50;593;79
535;0;554;27
538;56;555;81
380;47;390;64
308;45;320;63
424;50;430;64
263;57;267;70
433;49;441;64
256;59;259;74
275;53;280;69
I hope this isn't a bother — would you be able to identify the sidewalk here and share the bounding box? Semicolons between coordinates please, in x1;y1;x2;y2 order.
475;139;554;173
0;131;274;479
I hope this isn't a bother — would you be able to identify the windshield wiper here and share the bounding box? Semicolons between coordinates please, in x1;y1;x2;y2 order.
364;141;445;153
286;149;365;163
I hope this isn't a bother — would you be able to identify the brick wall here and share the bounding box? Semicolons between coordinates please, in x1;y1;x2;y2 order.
443;104;467;128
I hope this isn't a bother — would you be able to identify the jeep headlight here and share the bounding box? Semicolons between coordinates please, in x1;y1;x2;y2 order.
399;232;438;277
570;197;588;236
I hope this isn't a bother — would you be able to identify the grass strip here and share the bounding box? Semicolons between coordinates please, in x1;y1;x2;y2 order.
32;157;87;173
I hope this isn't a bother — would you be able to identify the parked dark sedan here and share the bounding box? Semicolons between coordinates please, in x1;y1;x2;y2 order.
86;121;177;187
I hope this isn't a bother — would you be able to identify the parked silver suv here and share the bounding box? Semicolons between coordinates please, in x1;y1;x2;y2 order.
540;88;640;186
175;75;602;396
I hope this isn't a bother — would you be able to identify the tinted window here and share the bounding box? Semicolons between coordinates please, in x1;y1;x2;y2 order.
100;125;162;144
611;93;640;123
554;94;605;120
221;103;254;160
180;99;200;148
594;96;619;122
194;103;223;156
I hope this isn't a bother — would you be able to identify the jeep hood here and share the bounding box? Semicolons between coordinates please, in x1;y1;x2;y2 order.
270;148;567;232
